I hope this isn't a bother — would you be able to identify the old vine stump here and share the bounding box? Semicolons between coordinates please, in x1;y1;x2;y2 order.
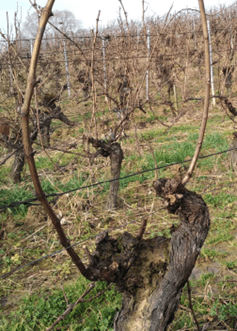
88;138;124;210
88;178;210;330
230;132;237;172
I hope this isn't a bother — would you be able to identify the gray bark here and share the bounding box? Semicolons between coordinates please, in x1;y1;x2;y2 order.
230;132;237;172
88;138;124;210
88;178;210;331
115;178;210;330
106;142;123;210
10;148;25;183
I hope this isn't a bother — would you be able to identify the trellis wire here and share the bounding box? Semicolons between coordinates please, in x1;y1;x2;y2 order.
0;146;236;213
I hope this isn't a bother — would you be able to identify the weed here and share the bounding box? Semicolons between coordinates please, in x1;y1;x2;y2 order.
200;247;224;260
198;272;216;287
222;260;237;270
204;192;236;208
0;186;33;216
0;279;121;331
206;232;233;245
210;301;237;324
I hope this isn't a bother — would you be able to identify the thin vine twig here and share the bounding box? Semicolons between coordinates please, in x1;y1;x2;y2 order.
89;11;101;139
45;283;95;331
187;280;201;331
45;283;113;331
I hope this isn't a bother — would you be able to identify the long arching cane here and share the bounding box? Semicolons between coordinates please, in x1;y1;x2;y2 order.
21;0;100;281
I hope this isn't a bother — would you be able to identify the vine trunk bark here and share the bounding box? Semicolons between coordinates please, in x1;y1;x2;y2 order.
88;138;124;210
106;142;124;210
10;148;25;183
88;178;210;330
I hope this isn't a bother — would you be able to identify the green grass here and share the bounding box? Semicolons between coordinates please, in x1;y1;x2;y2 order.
172;278;237;330
0;165;11;184
35;156;56;170
0;185;33;216
222;260;237;269
0;171;90;206
1;129;228;215
0;279;121;331
206;232;234;245
204;192;236;208
200;247;227;260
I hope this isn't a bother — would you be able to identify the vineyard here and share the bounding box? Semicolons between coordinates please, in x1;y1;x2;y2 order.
1;1;237;330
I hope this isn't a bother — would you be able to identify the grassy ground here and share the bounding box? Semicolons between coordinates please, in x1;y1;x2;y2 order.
1;100;237;330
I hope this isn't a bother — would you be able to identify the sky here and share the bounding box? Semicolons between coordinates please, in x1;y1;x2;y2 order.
0;0;236;35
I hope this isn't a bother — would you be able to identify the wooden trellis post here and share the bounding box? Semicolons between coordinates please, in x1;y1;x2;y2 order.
146;29;150;101
207;20;215;106
63;39;71;96
102;37;108;101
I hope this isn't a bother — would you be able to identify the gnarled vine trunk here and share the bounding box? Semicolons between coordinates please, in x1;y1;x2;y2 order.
88;138;124;210
88;178;210;330
230;132;237;172
106;142;123;210
10;148;25;183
